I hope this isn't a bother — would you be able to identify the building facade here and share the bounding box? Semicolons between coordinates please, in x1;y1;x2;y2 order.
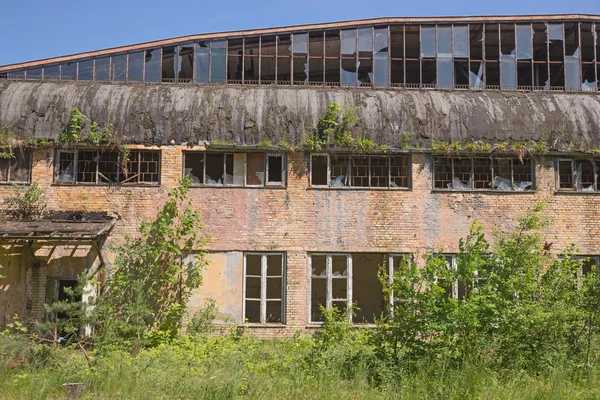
1;15;600;336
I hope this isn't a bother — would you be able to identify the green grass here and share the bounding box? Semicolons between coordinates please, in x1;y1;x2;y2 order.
2;334;600;399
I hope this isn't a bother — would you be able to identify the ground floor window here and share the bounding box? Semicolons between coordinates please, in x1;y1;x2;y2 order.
309;253;386;323
243;253;285;324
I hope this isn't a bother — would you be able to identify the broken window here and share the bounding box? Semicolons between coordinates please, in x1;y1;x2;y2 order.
556;159;599;192
161;46;176;83
55;150;159;185
178;43;194;83
261;36;277;83
433;157;533;191
244;253;285;324
184;152;285;187
144;49;161;83
0;151;31;183
311;154;410;189
277;34;292;83
309;253;386;324
373;27;388;88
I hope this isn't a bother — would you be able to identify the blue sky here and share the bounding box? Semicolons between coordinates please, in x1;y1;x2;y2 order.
1;0;599;66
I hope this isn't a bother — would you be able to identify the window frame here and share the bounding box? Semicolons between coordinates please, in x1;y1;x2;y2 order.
387;254;414;307
432;156;535;191
53;149;161;186
309;153;411;189
0;150;32;184
555;158;599;192
308;253;353;323
242;252;286;325
183;151;287;188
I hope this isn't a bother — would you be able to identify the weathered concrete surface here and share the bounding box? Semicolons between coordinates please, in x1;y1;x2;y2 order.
1;80;600;147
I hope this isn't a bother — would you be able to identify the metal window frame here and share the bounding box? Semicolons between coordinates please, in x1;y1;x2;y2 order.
242;252;286;324
0;150;32;184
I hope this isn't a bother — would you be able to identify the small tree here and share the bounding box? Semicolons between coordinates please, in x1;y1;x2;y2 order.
95;177;209;344
3;182;47;219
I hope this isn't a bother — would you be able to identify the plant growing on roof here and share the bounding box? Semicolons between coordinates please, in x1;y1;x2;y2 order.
0;125;23;159
3;182;47;220
88;121;114;146
60;107;87;143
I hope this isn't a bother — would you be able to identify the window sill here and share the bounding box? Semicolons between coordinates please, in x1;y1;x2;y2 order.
190;185;287;189
554;190;600;195
431;189;536;194
0;182;30;185
308;186;411;191
51;183;161;187
306;323;377;328
241;323;287;328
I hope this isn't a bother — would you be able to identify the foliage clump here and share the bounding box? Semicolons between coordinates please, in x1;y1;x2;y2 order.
60;107;87;143
3;182;47;219
87;121;114;146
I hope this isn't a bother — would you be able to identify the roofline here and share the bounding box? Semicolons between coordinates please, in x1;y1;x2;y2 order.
1;13;599;72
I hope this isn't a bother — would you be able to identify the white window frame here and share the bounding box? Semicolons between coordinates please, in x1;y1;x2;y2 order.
555;158;598;192
183;151;286;187
387;254;414;307
309;153;411;189
432;157;534;191
242;252;286;324
308;253;353;323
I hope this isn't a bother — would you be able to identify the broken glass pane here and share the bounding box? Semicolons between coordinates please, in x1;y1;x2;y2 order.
228;39;243;81
309;31;324;57
582;63;596;91
277;57;291;82
370;156;388;187
533;63;548;87
325;30;340;57
501;24;516;56
437;26;452;58
205;153;224;185
391;156;409;188
581;23;595;62
210;40;227;84
309;57;323;82
194;43;209;83
184;153;204;185
575;159;596;191
77;150;98;183
245;300;260;322
341;59;357;87
78;59;93;81
516;25;533;60
550;62;565;87
311;155;328;186
453;158;472;189
332;256;347;276
532;24;547;61
111;54;127;81
421;26;436;57
161;46;176;82
246;153;265;186
277;34;291;57
390;25;403;58
144;49;161;83
267;155;283;184
518;61;533;87
358;27;373;58
422;60;436;85
330;155;349;186
485;24;500;60
564;23;579;57
9;152;31;183
293;57;308;84
405;26;419;58
454;25;469;58
341;29;356;57
56;152;75;183
128;51;144;82
95;57;111;81
486;61;500;86
178;44;194;82
332;278;347;300
374;27;388;54
493;159;512;190
473;158;492;189
548;24;565;61
454;60;469;86
266;301;282;323
470;24;483;60
470;61;484;89
351;156;369;187
311;278;326;322
357;58;373;85
293;33;308;55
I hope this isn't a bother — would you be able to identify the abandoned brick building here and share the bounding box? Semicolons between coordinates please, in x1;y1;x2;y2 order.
0;14;600;336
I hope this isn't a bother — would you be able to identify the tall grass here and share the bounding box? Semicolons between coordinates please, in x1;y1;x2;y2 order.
1;333;600;400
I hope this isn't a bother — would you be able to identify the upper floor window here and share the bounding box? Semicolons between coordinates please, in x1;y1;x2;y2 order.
310;154;410;189
433;157;533;191
54;149;160;185
556;159;600;192
184;152;286;187
244;253;286;324
0;151;31;184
